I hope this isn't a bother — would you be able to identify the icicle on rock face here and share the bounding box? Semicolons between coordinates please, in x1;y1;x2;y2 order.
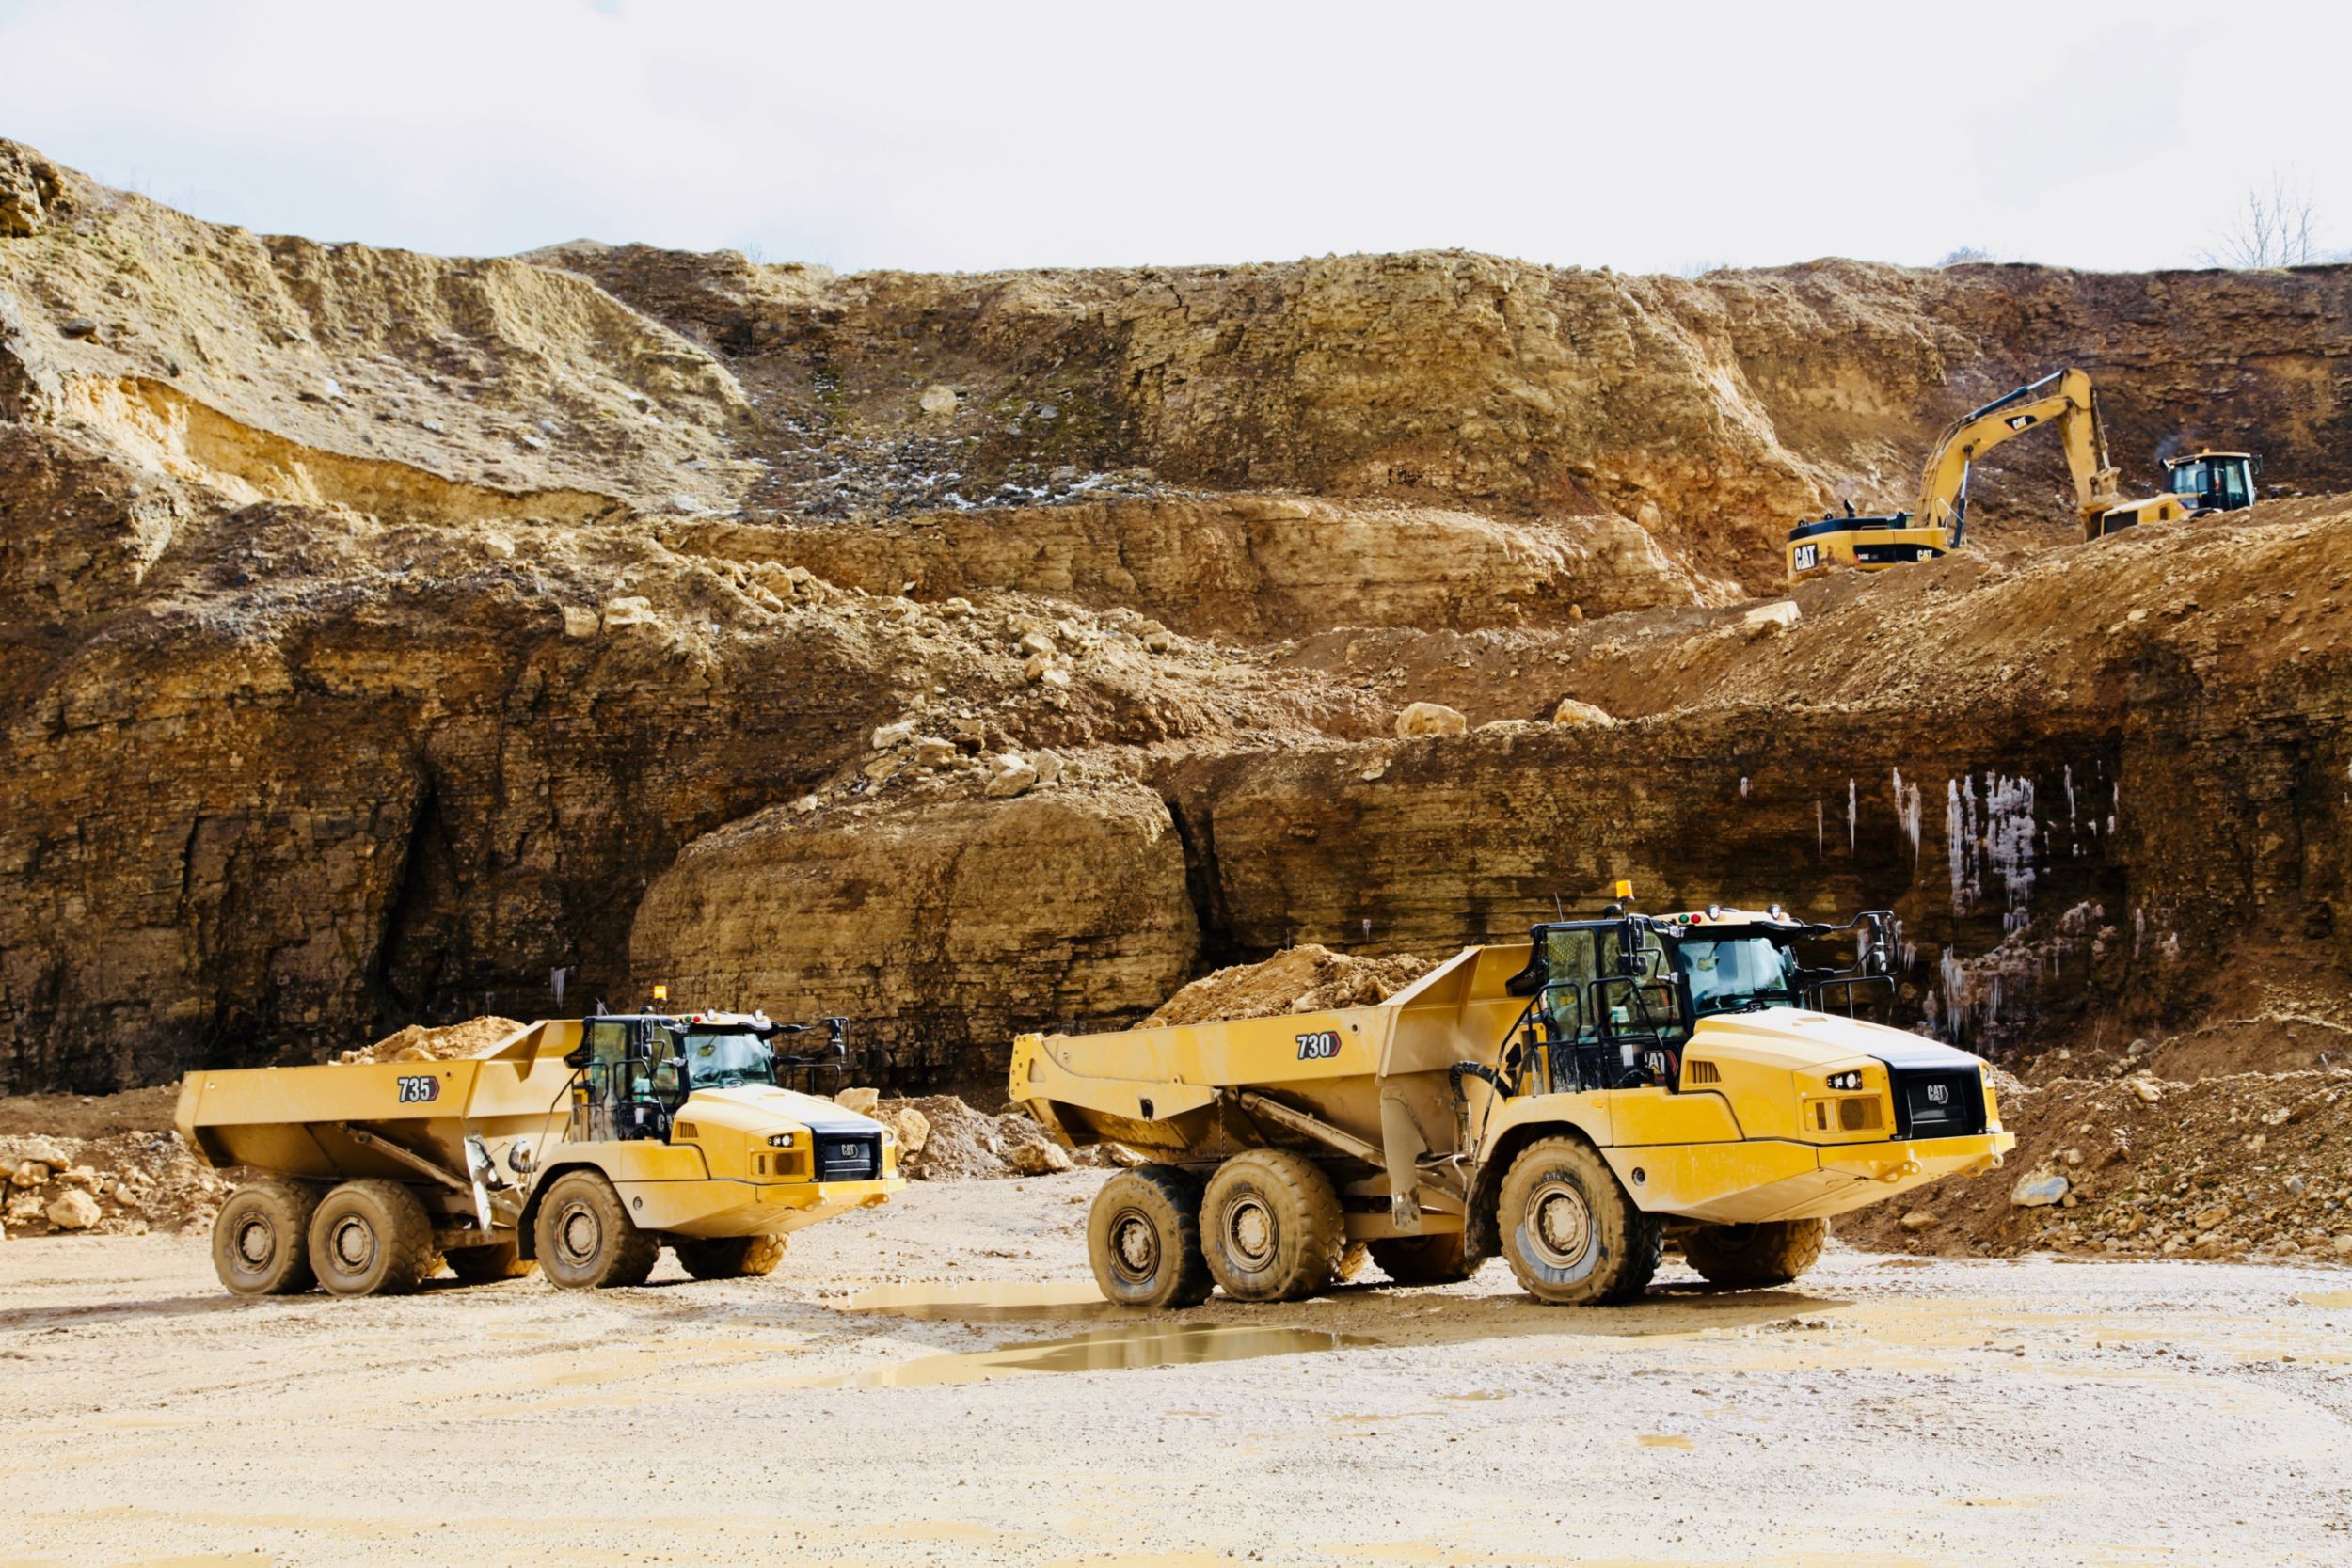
1847;778;1858;852
1893;768;1923;863
1947;778;1979;917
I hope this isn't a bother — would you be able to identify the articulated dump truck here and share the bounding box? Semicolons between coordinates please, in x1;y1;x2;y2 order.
1013;900;2014;1308
178;1008;902;1298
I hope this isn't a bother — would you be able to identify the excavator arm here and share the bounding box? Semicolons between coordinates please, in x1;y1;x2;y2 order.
1912;368;2120;546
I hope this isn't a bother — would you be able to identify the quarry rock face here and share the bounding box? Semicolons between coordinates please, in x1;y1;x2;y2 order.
3;137;2349;1093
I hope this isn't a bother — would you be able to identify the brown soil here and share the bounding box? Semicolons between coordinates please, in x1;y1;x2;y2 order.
0;1085;180;1139
1142;944;1439;1027
336;1017;527;1065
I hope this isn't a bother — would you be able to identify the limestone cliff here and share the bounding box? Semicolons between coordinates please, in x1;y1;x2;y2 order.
3;138;2348;1093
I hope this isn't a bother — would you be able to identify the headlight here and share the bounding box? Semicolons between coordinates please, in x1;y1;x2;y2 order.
766;1132;797;1148
1826;1070;1864;1092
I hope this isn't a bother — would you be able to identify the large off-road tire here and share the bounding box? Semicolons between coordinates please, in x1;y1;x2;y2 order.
532;1170;660;1290
1088;1165;1215;1308
1496;1137;1660;1307
211;1180;322;1296
446;1241;537;1285
1680;1218;1827;1289
1200;1148;1345;1303
674;1234;787;1281
1369;1232;1477;1287
307;1180;439;1297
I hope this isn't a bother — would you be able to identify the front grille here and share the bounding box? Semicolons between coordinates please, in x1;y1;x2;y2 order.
817;1132;881;1181
1891;1068;1987;1138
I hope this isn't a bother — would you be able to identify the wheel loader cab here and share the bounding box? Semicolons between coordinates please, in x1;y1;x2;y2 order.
2164;451;2258;515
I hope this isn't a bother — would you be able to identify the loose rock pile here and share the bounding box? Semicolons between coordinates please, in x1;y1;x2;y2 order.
1;1131;227;1240
1842;1067;2352;1260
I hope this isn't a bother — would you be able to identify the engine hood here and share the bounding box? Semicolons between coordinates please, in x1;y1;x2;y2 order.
678;1085;887;1137
1689;1009;1979;1073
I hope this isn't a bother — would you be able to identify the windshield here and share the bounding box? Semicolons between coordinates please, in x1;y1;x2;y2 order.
1676;935;1800;1016
682;1030;773;1089
2169;460;2206;497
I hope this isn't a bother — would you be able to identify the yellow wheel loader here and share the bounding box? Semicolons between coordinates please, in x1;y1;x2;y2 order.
1786;367;2198;580
1012;894;2013;1308
179;1007;901;1298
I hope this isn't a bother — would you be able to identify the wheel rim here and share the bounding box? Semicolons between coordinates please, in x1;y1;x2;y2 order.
557;1200;602;1265
1224;1195;1276;1269
329;1214;376;1273
1527;1178;1593;1269
234;1214;275;1270
1107;1208;1160;1285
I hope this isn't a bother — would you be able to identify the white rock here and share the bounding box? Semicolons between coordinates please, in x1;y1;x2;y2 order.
1018;630;1057;658
1032;749;1065;785
1742;599;1802;637
2128;1077;2164;1104
1551;697;1615;728
918;384;960;417
835;1087;882;1116
2010;1169;2069;1208
871;721;916;751
9;1160;52;1189
1023;652;1056;684
560;605;601;639
1009;1139;1073;1175
1899;1211;1936;1232
1039;666;1071;689
792;795;820;815
45;1188;102;1230
1395;702;1469;738
14;1137;72;1168
914;736;959;768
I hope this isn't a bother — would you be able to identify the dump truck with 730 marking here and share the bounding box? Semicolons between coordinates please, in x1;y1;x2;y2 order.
1013;895;2013;1307
179;1007;901;1297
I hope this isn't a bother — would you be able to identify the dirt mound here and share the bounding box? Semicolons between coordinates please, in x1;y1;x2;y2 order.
881;1094;1109;1180
1143;945;1438;1027
1;1130;226;1239
1839;1068;2352;1261
337;1017;525;1066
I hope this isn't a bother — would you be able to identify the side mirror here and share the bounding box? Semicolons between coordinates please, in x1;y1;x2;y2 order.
564;1043;593;1069
651;1060;682;1100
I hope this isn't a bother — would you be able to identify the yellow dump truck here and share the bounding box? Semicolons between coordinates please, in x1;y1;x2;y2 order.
1013;898;2013;1307
179;1009;901;1297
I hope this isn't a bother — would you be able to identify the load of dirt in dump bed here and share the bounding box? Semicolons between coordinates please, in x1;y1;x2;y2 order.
2;1130;228;1240
336;1017;525;1065
1838;1067;2352;1262
1142;944;1439;1028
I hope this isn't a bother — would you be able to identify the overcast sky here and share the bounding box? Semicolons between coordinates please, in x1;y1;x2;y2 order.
2;0;2344;276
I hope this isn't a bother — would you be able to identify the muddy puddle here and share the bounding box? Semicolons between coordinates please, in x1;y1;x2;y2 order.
839;1323;1378;1387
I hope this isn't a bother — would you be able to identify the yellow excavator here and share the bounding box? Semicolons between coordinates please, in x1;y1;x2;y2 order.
1787;368;2198;580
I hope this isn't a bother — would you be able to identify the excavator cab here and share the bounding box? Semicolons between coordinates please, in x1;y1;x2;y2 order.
1787;508;1947;579
2164;451;2259;515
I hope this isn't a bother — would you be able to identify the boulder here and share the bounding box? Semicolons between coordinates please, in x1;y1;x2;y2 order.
45;1187;102;1230
984;754;1040;799
600;595;660;632
1742;599;1801;637
835;1087;881;1116
1009;1139;1073;1175
914;736;959;768
1899;1210;1937;1232
11;1137;71;1167
9;1160;52;1189
871;720;915;751
2010;1167;2070;1207
1395;701;1469;738
1032;749;1065;786
892;1105;931;1158
918;384;959;417
1551;697;1615;728
560;605;602;638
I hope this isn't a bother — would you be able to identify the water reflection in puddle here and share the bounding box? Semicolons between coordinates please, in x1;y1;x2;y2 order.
846;1278;1119;1321
843;1323;1378;1388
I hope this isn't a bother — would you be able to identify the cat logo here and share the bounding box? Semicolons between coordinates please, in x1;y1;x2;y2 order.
1925;1083;1950;1105
1791;543;1820;573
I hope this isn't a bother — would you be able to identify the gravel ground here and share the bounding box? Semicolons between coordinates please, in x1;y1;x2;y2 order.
5;1171;2350;1567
